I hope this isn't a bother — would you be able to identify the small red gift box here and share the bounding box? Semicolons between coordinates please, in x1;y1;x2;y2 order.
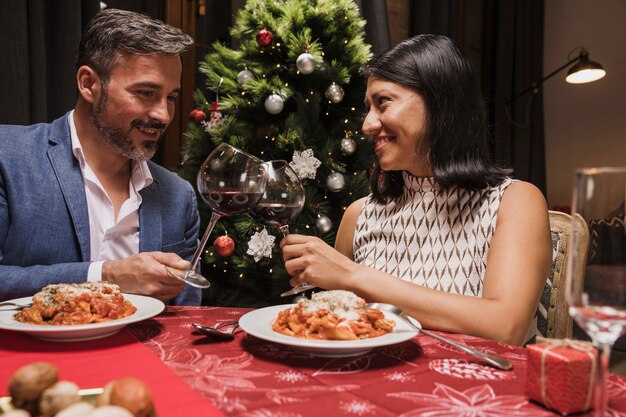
525;338;596;415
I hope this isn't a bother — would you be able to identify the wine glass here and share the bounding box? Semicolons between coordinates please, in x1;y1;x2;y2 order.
167;143;266;288
247;160;310;296
566;167;626;416
249;160;305;235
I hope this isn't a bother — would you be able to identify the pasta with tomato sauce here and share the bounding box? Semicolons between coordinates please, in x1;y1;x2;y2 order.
14;282;136;325
272;290;395;340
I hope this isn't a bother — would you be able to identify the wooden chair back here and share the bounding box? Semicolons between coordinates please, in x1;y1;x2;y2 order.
537;210;589;339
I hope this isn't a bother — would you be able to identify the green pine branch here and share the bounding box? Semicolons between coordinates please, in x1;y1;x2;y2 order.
184;0;373;307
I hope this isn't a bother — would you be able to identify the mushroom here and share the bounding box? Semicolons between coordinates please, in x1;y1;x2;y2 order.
39;381;80;417
0;410;31;417
108;377;153;417
88;406;134;417
95;380;114;407
8;362;58;415
55;401;95;417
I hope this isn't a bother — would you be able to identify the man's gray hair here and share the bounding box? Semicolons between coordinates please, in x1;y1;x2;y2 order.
76;8;194;82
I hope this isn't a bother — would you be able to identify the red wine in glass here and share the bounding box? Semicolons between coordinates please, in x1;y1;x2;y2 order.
166;143;266;288
202;190;265;216
249;203;304;230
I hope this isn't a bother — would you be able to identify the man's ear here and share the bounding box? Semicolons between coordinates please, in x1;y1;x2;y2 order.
76;65;101;104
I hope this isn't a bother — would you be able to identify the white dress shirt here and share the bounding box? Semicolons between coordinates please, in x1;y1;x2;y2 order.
68;111;153;281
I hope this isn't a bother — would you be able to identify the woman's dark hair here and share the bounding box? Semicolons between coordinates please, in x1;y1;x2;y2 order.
365;34;511;202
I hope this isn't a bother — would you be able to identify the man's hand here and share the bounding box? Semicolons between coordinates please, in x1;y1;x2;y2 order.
102;252;191;302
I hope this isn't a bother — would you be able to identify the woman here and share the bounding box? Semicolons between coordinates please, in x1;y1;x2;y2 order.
281;34;552;345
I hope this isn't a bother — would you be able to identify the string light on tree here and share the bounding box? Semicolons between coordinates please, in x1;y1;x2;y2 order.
264;92;284;114
326;171;345;192
296;52;316;74
325;82;344;103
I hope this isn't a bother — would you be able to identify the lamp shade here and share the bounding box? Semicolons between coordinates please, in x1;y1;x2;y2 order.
507;46;606;105
565;50;606;84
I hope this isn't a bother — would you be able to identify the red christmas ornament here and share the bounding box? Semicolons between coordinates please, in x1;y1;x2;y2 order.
189;109;206;124
256;28;273;47
214;235;235;257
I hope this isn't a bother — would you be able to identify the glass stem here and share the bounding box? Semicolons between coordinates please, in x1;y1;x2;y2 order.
593;343;611;417
189;212;222;272
276;223;316;297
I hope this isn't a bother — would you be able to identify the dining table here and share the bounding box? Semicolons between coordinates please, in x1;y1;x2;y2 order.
2;305;626;417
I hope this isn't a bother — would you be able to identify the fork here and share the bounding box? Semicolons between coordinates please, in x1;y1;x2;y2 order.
366;302;513;371
192;320;240;340
0;302;33;311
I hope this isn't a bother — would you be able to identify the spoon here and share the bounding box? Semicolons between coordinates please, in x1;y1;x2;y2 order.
366;303;513;371
192;321;240;340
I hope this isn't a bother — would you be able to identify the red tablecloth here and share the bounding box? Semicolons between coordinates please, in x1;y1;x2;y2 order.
2;306;626;416
0;327;224;416
127;306;626;416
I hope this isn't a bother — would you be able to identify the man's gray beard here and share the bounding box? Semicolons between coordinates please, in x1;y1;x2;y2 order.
91;91;159;162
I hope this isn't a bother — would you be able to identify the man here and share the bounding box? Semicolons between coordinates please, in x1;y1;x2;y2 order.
0;9;201;304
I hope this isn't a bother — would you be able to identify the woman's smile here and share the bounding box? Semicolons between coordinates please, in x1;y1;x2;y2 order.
374;135;394;155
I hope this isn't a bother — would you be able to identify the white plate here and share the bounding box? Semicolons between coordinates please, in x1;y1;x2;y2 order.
0;294;164;342
239;304;419;358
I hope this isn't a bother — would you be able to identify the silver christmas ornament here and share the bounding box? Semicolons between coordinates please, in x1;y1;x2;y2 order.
236;69;254;85
340;137;357;155
264;93;284;114
210;158;224;172
325;83;344;103
296;52;316;74
326;172;345;192
315;215;333;233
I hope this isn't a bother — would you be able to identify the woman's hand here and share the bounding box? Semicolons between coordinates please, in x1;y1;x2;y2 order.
280;234;360;291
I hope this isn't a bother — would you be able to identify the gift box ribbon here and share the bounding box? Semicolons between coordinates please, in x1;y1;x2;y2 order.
538;337;596;411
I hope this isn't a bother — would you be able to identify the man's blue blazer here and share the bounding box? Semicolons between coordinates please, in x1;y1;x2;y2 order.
0;113;201;304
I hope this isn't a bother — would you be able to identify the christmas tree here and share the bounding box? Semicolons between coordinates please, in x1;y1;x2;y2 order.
181;0;374;307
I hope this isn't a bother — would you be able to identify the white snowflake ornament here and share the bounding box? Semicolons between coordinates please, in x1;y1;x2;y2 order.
246;228;275;262
201;111;224;132
289;149;321;180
